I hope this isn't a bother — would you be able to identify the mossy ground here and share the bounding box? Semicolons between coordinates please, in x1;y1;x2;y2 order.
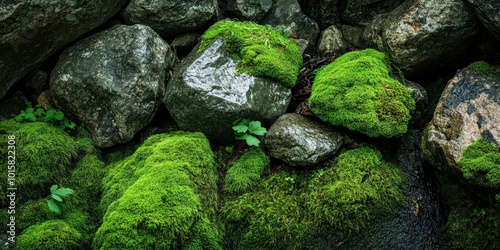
309;49;415;138
224;149;269;196
93;132;221;250
198;19;302;88
223;147;406;249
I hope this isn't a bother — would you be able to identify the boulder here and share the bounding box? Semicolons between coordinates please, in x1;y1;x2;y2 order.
51;24;174;148
341;0;404;27
467;0;500;41
164;39;292;144
422;64;500;170
227;0;273;22
0;0;127;100
317;25;347;55
364;0;478;76
265;113;344;167
341;25;366;48
298;0;340;29
121;0;218;37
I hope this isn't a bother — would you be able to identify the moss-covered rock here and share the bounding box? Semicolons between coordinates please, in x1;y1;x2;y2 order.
223;147;405;249
224;150;270;196
94;132;221;250
458;138;500;188
467;61;500;75
17;220;83;250
309;49;415;138
198;19;302;88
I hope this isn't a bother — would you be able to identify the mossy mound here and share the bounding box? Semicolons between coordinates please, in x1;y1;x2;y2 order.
224;150;269;196
459;138;500;189
224;147;405;249
468;61;500;75
309;49;415;138
198;19;302;88
94;132;221;250
17;220;83;250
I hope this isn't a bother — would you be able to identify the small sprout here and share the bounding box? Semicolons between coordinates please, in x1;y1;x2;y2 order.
232;118;268;147
47;184;74;215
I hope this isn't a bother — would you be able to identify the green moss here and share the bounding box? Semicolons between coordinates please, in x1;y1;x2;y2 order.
468;61;500;75
94;132;221;250
446;207;500;249
458;138;500;188
224;150;269;196
17;220;83;250
198;19;302;88
309;49;415;138
223;147;405;249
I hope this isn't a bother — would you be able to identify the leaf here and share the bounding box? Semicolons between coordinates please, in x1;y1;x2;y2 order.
50;185;58;193
47;199;61;214
248;121;267;136
46;109;56;121
232;125;248;134
14;115;24;122
25;113;36;122
26;107;34;114
68;122;76;129
53;187;73;197
34;108;45;117
233;118;250;126
236;133;249;141
245;134;260;147
52;194;62;202
251;127;267;136
54;111;65;121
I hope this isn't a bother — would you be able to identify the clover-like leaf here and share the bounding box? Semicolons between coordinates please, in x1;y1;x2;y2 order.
50;184;58;193
47;199;61;214
245;134;260;147
53;187;73;198
248;121;267;136
34;108;45;117
54;111;65;121
25;112;36;122
232;125;248;134
46;109;56;121
26;107;34;114
52;194;62;202
233;118;250;126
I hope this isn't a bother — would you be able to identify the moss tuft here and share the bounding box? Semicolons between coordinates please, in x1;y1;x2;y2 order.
94;132;221;250
468;61;500;75
17;220;83;250
224;150;269;196
309;49;415;138
458;138;500;188
446;207;500;249
198;19;302;88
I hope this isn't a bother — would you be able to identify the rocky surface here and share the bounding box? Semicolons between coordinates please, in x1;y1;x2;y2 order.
422;67;500;170
227;0;273;22
342;0;404;26
164;39;291;144
467;0;500;41
51;24;174;148
265;113;344;167
364;0;479;76
299;0;340;29
0;0;127;100
317;25;347;55
122;0;218;37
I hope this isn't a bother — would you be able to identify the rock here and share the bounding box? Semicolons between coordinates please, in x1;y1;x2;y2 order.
37;90;52;110
422;65;500;170
0;91;25;121
227;0;273;22
260;0;320;48
164;38;292;144
317;25;347;55
341;0;404;27
265;113;344;167
171;32;200;52
364;0;478;76
299;0;341;29
121;0;218;37
0;0;127;100
467;0;500;41
341;25;366;48
25;70;48;101
51;24;175;148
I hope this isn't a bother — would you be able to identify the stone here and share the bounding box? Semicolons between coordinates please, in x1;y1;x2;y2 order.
265;113;344;167
171;33;200;52
299;0;340;29
467;0;500;41
341;25;366;48
317;25;347;55
121;0;218;37
227;0;273;22
260;0;320;48
0;0;127;100
422;66;500;170
25;70;48;101
341;0;404;27
0;91;25;121
164;39;292;145
51;24;175;148
363;0;478;76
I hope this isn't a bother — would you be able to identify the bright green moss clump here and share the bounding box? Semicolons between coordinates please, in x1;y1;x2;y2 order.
224;147;405;249
309;49;415;138
446;207;500;249
94;132;221;250
459;138;500;188
224;150;269;196
198;19;302;88
468;61;500;75
17;220;83;250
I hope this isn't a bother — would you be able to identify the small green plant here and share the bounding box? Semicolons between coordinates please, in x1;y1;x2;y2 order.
232;118;267;147
47;185;74;215
15;102;76;131
284;176;295;192
225;146;235;154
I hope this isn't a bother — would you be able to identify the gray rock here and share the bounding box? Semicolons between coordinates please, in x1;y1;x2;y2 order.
171;32;200;52
317;25;347;55
364;0;478;76
51;24;175;148
422;67;500;170
260;0;320;49
342;0;404;27
299;0;340;30
265;113;344;167
0;0;127;100
341;25;366;48
467;0;500;41
122;0;218;37
164;39;291;144
227;0;273;22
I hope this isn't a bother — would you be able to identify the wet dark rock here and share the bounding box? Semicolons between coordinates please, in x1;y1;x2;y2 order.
299;0;341;29
422;67;500;170
25;70;48;101
122;0;218;37
0;0;127;100
51;24;174;148
265;113;344;167
171;32;200;53
164;39;291;145
364;0;479;76
466;0;500;41
341;25;366;48
341;0;405;27
0;91;26;121
227;0;273;22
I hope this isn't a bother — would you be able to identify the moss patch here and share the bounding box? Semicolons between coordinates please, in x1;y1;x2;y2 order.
309;49;415;138
458;138;500;188
446;207;500;249
198;19;302;88
224;150;269;196
94;132;221;250
17;220;83;250
223;147;405;249
468;61;500;75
